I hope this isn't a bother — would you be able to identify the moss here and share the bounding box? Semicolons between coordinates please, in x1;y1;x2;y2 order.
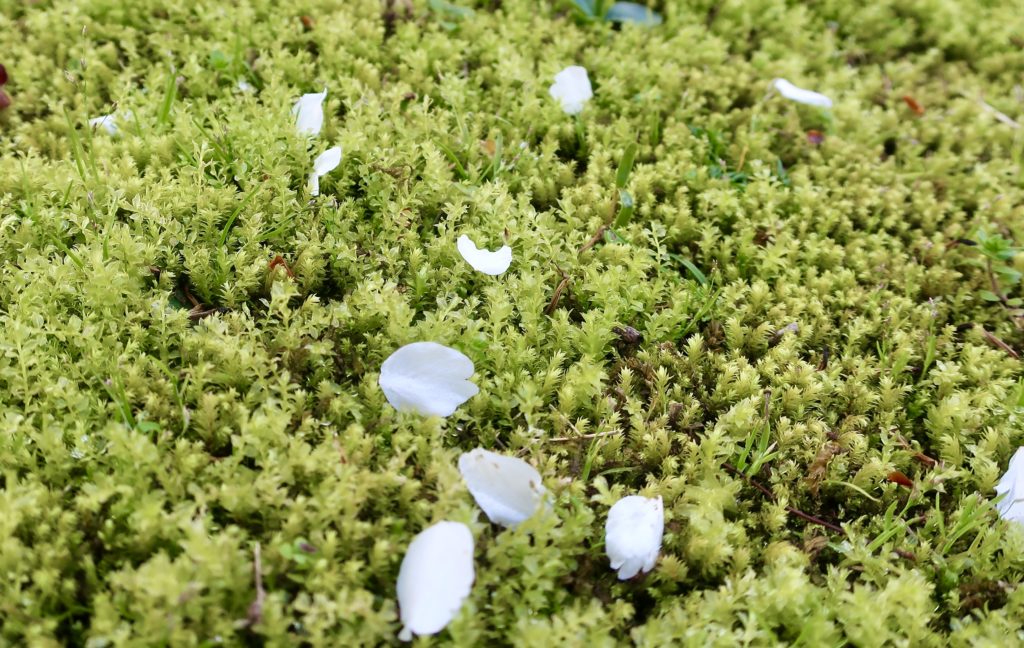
1;0;1023;644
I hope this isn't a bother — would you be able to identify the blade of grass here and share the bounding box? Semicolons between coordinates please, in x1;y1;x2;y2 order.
615;142;638;189
612;189;635;228
669;253;708;286
436;141;469;180
159;68;178;125
63;109;89;184
218;190;258;247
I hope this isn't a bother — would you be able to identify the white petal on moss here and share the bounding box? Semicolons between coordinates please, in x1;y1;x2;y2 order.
292;88;327;136
456;235;512;275
397;521;474;642
605;495;664;580
458;448;546;527
379;342;479;417
549;66;593;115
89;114;119;135
772;78;833;108
308;146;342;196
996;447;1024;526
313;146;342;175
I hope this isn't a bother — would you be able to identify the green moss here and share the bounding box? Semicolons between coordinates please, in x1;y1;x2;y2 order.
1;0;1023;644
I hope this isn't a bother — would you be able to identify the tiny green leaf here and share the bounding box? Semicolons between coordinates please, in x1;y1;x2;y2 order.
208;50;230;70
572;0;598;17
605;2;663;26
429;0;474;19
993;265;1022;283
979;290;1002;302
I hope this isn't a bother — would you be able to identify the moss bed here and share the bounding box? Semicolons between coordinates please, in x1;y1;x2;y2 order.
2;0;1024;645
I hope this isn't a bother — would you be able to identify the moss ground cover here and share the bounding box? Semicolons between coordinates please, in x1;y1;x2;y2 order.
2;0;1024;644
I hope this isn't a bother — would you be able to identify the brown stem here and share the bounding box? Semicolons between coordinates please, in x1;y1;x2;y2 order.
578;224;608;255
723;462;846;535
981;327;1021;359
245;542;266;628
548;429;619;443
986;259;1011;308
985;259;1023;329
545;268;571;315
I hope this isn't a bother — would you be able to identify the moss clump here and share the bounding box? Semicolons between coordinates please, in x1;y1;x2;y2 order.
2;0;1023;644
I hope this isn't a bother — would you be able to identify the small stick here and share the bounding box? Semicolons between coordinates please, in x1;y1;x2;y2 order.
246;542;266;628
188;306;220;321
545;268;571;315
181;282;201;308
985;260;1024;329
981;328;1020;359
895;435;939;468
547;429;619;443
723;462;845;535
816;347;831;371
578;224;608;255
977;97;1021;129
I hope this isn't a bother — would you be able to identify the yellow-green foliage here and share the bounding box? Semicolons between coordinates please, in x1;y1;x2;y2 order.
2;0;1024;645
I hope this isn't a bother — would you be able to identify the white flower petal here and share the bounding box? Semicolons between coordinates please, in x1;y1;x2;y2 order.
605;495;664;580
773;78;833;109
458;448;546;528
308;146;342;196
397;521;474;642
89;114;119;136
379;342;479;417
292;88;327;136
996;447;1024;525
237;80;254;93
549;66;593;115
313;146;342;175
456;235;512;275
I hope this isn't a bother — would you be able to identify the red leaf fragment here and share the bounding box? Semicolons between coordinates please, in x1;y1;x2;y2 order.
300;15;315;30
902;95;925;116
268;255;295;278
887;471;913;488
807;129;824;145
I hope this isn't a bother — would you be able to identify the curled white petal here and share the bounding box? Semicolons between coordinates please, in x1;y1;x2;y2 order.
458;448;546;527
772;78;833;108
397;521;474;641
549;66;593;115
605;495;664;580
237;80;254;93
379;342;479;417
292;88;327;136
309;146;342;196
89;114;120;136
313;146;342;175
996;447;1024;526
456;235;512;275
